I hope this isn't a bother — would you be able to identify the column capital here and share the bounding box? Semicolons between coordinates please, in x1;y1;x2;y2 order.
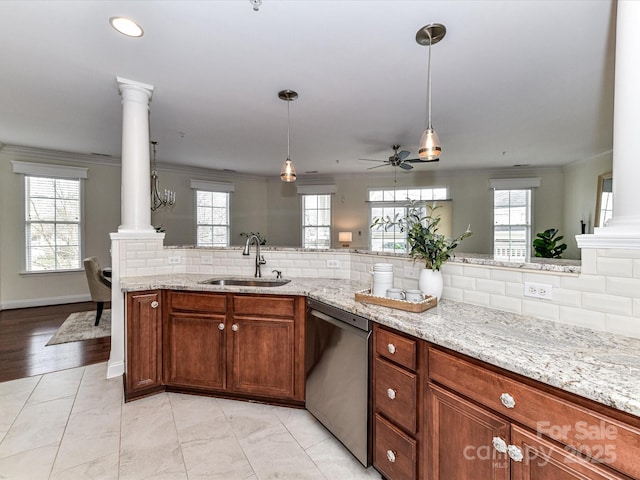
116;77;154;101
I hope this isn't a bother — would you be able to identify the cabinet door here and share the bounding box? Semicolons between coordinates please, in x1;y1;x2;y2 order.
126;290;163;399
228;315;297;399
164;313;226;390
510;425;627;480
427;384;510;480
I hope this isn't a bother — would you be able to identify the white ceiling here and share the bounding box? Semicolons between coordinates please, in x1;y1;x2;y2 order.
0;0;616;177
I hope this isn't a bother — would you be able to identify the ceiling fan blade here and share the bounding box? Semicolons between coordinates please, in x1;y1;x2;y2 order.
399;163;413;170
404;157;440;163
397;150;410;160
359;158;386;163
366;163;389;170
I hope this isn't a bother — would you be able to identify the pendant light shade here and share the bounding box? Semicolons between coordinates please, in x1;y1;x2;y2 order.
416;23;446;161
279;89;298;182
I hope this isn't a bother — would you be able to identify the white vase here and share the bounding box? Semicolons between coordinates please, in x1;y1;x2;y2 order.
418;268;443;300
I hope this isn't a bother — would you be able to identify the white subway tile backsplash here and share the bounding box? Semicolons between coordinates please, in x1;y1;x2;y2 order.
522;300;560;322
558;306;605;331
522;272;562;286
462;290;491;307
634;259;640;279
551;288;582;307
560;274;605;293
606;277;640;298
597;257;633;278
580;248;597;275
581;292;633;316
476;279;506;295
603;248;640;259
441;263;464;276
489;295;522;314
442;286;464;302
505;282;525;298
604;313;640;339
489;268;524;283
450;275;476;290
462;266;491;279
634;299;640;318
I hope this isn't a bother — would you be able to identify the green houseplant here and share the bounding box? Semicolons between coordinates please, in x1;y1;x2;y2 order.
371;200;472;299
533;228;567;258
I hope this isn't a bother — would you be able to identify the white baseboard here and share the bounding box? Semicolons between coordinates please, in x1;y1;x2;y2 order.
107;359;125;379
0;294;91;310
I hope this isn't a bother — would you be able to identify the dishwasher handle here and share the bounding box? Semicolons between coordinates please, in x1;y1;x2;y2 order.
309;309;371;338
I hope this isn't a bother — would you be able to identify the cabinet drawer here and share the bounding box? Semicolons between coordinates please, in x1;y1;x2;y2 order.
429;348;640;479
170;291;226;313
375;357;417;434
374;413;417;480
233;295;295;317
375;326;417;371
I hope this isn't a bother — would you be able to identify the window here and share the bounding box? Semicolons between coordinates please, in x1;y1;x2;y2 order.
369;187;447;253
493;189;531;262
302;194;331;249
195;190;231;246
24;176;82;271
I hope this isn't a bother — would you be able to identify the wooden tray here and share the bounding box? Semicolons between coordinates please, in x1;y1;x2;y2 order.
354;289;437;313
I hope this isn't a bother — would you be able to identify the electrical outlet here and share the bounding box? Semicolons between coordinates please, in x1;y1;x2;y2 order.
201;256;213;265
524;282;553;300
326;259;341;268
403;266;421;280
168;256;181;265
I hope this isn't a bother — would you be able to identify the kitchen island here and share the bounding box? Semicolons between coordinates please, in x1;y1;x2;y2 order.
120;274;640;417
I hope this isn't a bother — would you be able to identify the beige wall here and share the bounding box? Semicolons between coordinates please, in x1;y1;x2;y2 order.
0;144;612;307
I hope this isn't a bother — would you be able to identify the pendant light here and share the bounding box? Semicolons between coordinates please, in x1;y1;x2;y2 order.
279;89;298;182
416;23;446;161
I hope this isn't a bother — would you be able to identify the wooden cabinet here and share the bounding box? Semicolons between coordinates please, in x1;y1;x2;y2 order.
162;291;305;404
125;290;163;400
372;324;423;480
371;323;640;480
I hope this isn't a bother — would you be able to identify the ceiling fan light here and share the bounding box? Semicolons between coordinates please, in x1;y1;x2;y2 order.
281;158;297;182
418;128;441;160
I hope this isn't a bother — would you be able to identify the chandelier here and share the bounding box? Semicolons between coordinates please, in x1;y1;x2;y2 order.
150;141;176;211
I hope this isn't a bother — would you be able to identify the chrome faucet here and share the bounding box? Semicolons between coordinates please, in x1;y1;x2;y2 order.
242;234;266;277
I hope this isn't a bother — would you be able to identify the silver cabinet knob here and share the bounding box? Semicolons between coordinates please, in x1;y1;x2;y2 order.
500;393;516;409
386;450;396;463
492;436;507;453
507;445;524;462
218;323;225;331
387;388;397;400
231;324;239;332
387;343;396;354
150;301;159;309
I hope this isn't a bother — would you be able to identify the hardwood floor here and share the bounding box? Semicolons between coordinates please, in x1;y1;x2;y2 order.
0;301;111;383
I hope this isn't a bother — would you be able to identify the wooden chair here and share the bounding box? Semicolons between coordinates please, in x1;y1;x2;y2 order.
83;257;112;326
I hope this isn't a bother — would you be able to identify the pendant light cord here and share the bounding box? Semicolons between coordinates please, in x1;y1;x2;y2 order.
427;29;433;129
287;98;291;160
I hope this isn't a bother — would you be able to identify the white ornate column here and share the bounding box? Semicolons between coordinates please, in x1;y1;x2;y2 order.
577;0;640;249
117;77;155;233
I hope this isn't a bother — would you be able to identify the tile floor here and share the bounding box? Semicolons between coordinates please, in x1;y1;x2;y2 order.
0;362;383;479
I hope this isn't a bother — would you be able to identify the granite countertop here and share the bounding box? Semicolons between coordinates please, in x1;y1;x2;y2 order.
120;274;640;417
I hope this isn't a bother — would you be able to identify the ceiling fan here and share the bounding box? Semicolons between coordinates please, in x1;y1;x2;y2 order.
360;144;439;170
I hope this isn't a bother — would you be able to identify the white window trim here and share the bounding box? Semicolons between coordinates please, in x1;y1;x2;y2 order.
190;179;235;192
193;186;232;247
492;188;534;261
12;160;88;179
301;193;332;249
489;177;540;189
296;184;337;195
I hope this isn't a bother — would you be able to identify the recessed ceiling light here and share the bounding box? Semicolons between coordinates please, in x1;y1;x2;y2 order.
109;17;144;37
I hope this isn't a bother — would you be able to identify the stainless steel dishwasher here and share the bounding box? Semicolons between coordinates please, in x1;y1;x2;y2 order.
305;298;372;466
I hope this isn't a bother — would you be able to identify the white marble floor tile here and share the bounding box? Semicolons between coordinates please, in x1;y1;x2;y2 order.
71;375;122;415
168;392;228;443
119;403;187;480
239;423;326;480
49;452;119;480
271;405;332;450
306;436;382;479
0;442;58;480
0;376;40;434
27;367;84;405
51;405;121;474
181;431;254;479
0;396;74;459
216;397;282;441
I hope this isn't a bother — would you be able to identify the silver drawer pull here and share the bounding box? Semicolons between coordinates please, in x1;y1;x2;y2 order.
507;445;523;462
387;343;396;354
386;450;396;463
500;393;515;409
492;436;507;453
218;323;225;331
386;388;396;400
150;301;159;309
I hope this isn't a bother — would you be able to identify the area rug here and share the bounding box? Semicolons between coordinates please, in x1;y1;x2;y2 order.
46;310;111;345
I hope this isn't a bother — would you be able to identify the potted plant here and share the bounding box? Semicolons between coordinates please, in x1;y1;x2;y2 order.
371;200;472;299
533;228;567;258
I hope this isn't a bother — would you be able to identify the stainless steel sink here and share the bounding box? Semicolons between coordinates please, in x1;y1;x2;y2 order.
199;278;291;287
